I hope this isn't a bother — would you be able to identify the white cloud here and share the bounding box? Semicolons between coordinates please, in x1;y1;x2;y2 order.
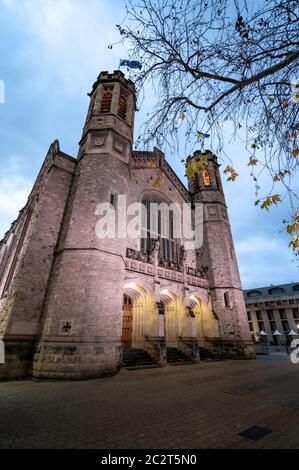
0;175;32;238
8;0;128;93
235;235;298;288
236;236;281;254
1;0;13;7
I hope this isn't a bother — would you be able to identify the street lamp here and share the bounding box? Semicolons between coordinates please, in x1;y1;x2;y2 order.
259;330;269;354
287;330;299;354
272;329;283;352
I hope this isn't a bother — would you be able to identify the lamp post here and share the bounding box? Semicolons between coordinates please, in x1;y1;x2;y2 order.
287;330;299;355
259;330;269;354
272;329;283;353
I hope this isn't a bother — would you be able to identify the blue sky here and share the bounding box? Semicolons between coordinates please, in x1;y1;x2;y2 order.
0;0;297;289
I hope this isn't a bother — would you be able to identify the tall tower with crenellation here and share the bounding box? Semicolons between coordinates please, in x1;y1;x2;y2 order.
187;150;254;358
32;71;137;379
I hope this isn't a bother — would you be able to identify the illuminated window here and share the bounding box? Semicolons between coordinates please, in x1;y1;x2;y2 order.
203;169;211;186
100;86;113;113
141;199;179;266
118;91;128;120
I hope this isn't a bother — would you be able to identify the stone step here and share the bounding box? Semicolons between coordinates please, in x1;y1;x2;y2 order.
166;347;192;364
122;348;156;367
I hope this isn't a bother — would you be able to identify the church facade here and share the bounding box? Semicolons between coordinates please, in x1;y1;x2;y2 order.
0;71;254;380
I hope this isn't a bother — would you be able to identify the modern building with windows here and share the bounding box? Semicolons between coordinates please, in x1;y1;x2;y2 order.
244;283;299;345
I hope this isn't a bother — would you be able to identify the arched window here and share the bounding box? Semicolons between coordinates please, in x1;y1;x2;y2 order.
100;86;113;113
192;173;200;191
141;199;179;266
118;88;128;120
203;169;211;186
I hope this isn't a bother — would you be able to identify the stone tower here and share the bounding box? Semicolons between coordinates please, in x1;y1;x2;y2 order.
32;71;137;379
187;150;254;357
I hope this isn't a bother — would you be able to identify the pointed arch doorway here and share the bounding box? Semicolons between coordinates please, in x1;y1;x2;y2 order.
121;295;133;348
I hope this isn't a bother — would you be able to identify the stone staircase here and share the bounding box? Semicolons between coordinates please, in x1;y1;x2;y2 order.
122;348;156;368
199;346;213;361
166;347;192;364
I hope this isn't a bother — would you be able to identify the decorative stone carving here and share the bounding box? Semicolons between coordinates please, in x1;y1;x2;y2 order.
149;239;160;266
94;136;105;146
114;140;124;153
59;320;73;335
208;206;217;216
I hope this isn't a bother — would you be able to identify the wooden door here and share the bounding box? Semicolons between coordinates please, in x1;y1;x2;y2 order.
122;296;133;348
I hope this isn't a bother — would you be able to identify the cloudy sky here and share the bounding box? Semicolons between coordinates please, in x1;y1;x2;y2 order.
0;0;298;289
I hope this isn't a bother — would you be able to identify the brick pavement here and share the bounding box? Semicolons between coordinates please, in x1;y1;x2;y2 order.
0;357;299;449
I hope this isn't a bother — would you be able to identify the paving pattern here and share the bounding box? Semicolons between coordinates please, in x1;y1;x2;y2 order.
0;356;299;449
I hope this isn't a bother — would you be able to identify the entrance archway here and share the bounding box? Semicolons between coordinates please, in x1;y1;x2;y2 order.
160;289;179;346
121;295;133;348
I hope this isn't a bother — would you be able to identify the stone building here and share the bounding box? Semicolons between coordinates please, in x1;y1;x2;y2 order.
0;71;254;380
244;282;299;345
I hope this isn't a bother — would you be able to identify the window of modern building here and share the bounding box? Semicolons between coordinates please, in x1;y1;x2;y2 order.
269;287;284;295
276;300;282;305
267;310;274;320
279;309;287;319
289;299;295;304
256;311;262;321
282;320;290;333
247;312;252;321
269;320;277;331
293;308;299;319
249;322;254;333
293;284;299;292
258;321;265;332
247;291;261;298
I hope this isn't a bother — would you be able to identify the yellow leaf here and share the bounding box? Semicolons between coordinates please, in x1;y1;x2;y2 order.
260;195;281;211
248;158;258;166
186;165;195;178
180;113;186;120
289;236;299;251
291;149;299;157
224;165;238;181
272;194;281;204
283;101;289;108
